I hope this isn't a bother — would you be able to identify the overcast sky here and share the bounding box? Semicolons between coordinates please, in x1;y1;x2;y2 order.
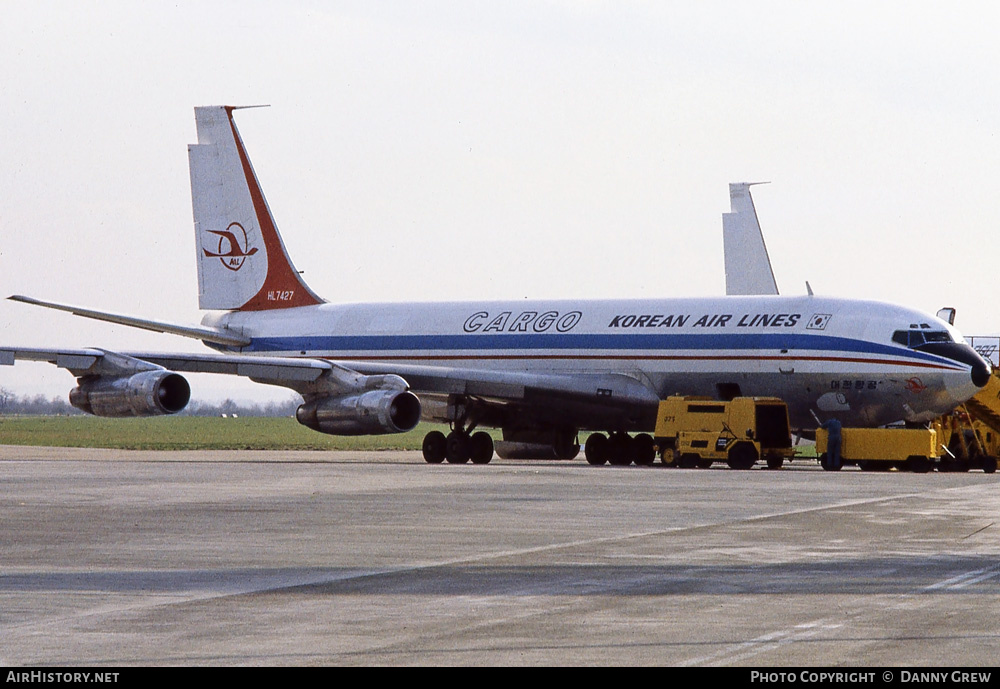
2;1;998;403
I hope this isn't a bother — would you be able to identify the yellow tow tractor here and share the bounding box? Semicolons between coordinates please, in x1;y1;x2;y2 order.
653;396;796;469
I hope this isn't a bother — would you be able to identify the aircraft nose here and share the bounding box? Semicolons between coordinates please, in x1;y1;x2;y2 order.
919;341;992;390
971;358;991;388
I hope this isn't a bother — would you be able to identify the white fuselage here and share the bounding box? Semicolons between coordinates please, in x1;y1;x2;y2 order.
205;294;985;430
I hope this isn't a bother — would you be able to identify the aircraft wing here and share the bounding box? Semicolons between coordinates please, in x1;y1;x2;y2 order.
0;347;403;395
0;347;660;430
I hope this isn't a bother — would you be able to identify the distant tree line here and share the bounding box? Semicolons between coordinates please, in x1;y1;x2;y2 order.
0;389;79;416
181;397;301;418
0;387;301;418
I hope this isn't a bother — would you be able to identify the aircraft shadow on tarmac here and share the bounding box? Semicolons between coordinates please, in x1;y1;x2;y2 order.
3;556;998;596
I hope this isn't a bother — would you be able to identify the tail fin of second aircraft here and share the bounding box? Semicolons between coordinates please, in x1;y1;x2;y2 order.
722;182;779;296
188;106;325;311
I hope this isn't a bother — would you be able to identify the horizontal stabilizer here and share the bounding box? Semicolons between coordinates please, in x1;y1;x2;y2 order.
8;295;251;347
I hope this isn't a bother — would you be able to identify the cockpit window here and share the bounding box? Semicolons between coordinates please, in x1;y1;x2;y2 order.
892;330;953;348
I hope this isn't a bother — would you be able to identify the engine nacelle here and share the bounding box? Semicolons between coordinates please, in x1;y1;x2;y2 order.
296;390;421;435
70;371;191;417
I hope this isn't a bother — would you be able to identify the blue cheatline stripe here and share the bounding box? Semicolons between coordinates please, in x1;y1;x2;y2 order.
239;332;960;368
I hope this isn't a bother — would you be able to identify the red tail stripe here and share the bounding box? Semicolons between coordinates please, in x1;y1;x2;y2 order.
224;107;323;311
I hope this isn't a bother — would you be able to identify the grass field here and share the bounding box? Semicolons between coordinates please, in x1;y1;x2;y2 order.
0;416;468;451
0;415;817;458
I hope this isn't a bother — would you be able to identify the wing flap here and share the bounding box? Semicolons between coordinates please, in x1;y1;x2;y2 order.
132;352;331;382
0;346;105;367
56;353;102;371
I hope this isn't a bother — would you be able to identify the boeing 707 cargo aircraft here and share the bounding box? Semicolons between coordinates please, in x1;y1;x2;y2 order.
1;107;990;466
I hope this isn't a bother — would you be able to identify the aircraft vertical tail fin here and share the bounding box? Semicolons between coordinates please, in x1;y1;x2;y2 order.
722;182;779;296
188;106;325;311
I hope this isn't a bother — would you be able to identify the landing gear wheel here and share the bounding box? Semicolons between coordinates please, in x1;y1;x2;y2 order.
469;431;494;464
608;433;634;466
445;431;471;464
422;430;447;464
634;434;656;466
553;432;581;460
585;433;609;465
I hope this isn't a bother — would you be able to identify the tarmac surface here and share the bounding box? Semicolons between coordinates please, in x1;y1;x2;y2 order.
2;445;1000;667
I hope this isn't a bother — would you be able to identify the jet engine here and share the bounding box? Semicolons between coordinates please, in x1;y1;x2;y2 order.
296;389;421;435
70;371;191;417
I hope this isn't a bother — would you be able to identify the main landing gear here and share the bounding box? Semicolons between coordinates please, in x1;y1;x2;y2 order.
583;432;656;466
422;428;494;464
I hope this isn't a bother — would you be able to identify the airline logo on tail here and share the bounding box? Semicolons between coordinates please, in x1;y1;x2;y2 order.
189;106;324;311
202;222;259;272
